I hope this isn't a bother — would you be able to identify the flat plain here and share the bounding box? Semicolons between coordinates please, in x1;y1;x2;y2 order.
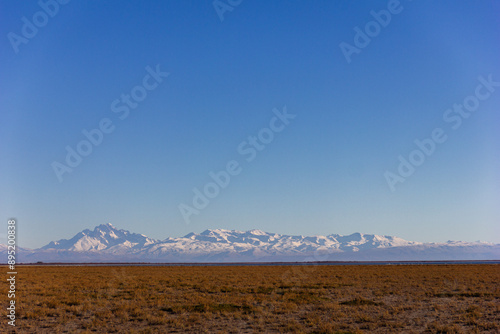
2;264;499;333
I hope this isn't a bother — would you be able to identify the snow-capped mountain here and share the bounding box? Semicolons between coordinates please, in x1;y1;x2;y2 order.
151;229;422;256
41;223;157;252
2;224;499;263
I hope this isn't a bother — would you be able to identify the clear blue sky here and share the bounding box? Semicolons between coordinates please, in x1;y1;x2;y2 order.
1;0;499;248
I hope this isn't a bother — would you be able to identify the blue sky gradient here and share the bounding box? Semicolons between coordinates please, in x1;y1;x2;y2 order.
1;0;499;248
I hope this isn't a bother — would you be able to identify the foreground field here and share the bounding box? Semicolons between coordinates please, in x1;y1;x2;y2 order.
2;264;499;333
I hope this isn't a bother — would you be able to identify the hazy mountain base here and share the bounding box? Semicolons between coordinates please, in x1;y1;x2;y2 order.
2;243;499;263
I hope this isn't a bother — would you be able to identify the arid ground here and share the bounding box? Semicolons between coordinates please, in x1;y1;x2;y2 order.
2;264;499;333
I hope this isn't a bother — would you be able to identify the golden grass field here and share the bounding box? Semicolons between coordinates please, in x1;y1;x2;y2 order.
2;264;499;333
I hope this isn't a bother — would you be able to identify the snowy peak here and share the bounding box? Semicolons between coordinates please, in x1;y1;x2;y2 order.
186;229;278;245
41;224;157;252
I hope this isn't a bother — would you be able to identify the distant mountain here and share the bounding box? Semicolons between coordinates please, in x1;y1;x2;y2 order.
41;223;157;252
1;224;499;263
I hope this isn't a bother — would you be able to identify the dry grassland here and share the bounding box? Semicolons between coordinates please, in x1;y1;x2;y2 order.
2;264;499;333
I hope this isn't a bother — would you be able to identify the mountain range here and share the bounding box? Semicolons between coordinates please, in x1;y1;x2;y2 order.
2;223;499;263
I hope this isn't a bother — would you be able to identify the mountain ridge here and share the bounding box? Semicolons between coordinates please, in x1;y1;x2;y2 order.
1;224;498;263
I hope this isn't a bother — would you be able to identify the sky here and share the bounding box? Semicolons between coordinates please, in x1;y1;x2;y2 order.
0;0;499;248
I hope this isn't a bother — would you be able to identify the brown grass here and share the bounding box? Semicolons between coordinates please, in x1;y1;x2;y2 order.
1;264;499;333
